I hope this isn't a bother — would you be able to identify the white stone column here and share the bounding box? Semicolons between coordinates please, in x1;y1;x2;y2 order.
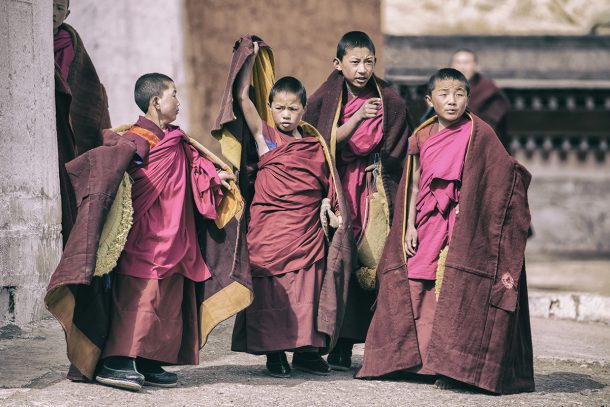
0;0;62;326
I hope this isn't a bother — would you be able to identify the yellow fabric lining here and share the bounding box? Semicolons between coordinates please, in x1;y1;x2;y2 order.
45;287;101;379
217;45;276;170
199;281;254;348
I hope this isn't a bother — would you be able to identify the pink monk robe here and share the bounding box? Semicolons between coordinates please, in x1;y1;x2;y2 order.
118;124;223;283
54;28;74;82
337;87;383;240
407;119;472;280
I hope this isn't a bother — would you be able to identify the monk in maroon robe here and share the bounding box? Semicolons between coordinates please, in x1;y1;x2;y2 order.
91;73;236;391
356;69;534;394
304;31;411;370
230;41;349;378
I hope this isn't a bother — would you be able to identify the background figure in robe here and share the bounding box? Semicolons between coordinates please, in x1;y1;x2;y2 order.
356;69;534;395
304;31;411;371
234;42;342;378
53;0;111;249
53;0;111;155
450;48;510;151
95;73;235;392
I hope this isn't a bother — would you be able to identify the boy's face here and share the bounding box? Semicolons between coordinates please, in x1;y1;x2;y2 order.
334;47;376;93
152;82;180;124
426;78;469;128
53;0;70;32
270;91;305;133
451;51;478;80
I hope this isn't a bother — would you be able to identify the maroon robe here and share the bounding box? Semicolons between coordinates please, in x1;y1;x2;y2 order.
57;23;111;155
304;70;412;343
243;125;334;353
468;73;510;150
54;64;78;247
356;114;535;395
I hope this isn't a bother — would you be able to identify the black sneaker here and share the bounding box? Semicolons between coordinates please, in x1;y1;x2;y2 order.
266;352;291;378
136;359;178;388
292;351;331;376
95;358;144;392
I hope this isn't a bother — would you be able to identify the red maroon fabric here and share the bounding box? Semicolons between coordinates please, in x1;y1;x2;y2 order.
54;29;74;82
468;73;510;149
118;117;222;282
102;273;199;365
244;259;327;353
247;129;329;278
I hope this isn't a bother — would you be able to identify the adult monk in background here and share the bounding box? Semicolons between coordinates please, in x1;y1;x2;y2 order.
304;31;411;371
451;48;510;151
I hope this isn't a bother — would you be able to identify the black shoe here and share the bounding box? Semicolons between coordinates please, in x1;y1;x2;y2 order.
96;358;144;392
292;351;331;376
136;359;178;388
266;352;291;378
327;344;352;371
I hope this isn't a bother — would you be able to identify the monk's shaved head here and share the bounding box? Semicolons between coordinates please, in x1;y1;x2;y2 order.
134;73;174;113
336;31;376;61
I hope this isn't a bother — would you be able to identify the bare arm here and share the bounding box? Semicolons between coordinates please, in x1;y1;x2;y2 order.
405;155;420;257
234;42;269;156
336;97;381;148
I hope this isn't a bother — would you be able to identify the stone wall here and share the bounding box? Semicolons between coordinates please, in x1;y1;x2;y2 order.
183;0;382;146
0;0;62;326
384;0;610;36
66;0;189;130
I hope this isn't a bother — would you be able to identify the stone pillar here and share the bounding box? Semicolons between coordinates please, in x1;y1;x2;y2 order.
0;0;62;326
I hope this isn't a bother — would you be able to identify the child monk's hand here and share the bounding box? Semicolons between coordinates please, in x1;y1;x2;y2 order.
405;224;418;257
358;98;381;120
217;170;235;189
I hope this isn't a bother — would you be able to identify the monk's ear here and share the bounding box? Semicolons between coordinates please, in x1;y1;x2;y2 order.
333;58;342;72
150;96;160;111
425;95;433;108
66;9;70;19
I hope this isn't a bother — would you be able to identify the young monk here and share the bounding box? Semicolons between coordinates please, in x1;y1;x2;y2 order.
92;73;235;391
356;68;534;394
304;31;411;370
233;42;344;378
